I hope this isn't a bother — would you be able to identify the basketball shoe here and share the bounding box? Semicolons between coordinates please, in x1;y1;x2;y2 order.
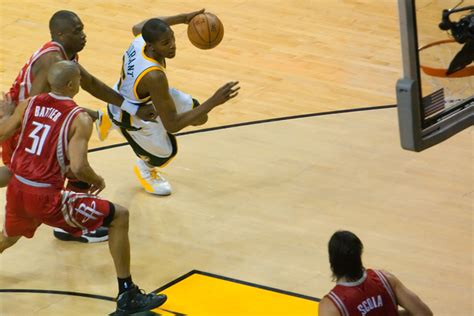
53;227;109;243
133;159;172;196
95;108;113;141
114;285;167;315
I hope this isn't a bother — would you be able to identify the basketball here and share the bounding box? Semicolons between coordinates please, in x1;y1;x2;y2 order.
187;13;224;49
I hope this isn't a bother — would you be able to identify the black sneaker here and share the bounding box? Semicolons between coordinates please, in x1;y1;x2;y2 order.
115;285;167;315
53;227;109;243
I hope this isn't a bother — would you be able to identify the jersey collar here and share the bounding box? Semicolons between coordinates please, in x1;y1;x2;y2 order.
49;92;73;101
336;270;368;287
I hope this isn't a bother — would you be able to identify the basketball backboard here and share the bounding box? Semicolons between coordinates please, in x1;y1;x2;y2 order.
396;0;473;152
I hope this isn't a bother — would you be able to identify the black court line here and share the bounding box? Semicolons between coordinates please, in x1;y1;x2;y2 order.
152;270;197;294
0;288;115;302
89;104;396;153
153;270;320;303
0;269;320;305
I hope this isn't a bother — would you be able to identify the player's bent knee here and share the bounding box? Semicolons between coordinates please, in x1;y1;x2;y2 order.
110;203;129;226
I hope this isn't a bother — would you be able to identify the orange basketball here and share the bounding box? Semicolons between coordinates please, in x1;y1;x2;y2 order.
187;13;224;49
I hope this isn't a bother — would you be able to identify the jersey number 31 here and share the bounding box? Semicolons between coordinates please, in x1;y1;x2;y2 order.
25;121;51;156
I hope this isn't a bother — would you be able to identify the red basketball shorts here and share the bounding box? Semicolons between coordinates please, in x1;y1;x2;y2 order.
4;176;112;238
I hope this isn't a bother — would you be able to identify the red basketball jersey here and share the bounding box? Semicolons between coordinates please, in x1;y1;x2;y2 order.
9;41;78;103
326;269;398;316
10;93;84;190
2;41;78;166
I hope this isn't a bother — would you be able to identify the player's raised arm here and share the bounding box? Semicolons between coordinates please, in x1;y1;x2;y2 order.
132;9;205;36
143;69;239;133
68;112;105;194
0;99;29;142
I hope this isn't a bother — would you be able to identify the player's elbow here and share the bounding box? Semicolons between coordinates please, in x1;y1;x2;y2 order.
69;161;88;180
413;295;433;316
162;120;182;134
69;165;83;179
192;114;208;126
166;126;181;134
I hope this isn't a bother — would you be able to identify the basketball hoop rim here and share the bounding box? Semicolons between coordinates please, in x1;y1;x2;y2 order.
418;39;474;78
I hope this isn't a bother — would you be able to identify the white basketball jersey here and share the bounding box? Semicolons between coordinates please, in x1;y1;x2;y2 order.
108;34;166;128
116;35;166;105
107;35;195;158
109;35;194;125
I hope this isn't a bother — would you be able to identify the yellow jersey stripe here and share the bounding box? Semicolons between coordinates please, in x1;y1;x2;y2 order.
133;66;164;101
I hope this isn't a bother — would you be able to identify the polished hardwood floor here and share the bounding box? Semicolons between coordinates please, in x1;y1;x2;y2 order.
0;1;472;315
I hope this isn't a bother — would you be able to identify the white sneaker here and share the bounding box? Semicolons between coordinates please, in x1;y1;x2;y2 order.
133;159;172;196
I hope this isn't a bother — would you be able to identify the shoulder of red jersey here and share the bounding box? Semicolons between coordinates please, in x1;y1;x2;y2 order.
39;41;79;62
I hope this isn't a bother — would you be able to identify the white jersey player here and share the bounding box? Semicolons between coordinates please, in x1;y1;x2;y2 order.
97;15;239;195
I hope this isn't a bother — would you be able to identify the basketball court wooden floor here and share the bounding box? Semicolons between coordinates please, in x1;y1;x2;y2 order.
0;107;472;315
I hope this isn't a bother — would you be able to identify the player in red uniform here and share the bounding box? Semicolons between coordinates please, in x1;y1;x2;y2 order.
0;61;166;314
1;10;136;173
0;10;164;242
319;231;433;316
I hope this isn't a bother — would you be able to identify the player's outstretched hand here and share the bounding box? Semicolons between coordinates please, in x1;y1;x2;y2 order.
89;176;106;195
209;81;240;107
184;9;205;24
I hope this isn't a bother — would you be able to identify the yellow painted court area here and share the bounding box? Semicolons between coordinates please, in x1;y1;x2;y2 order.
153;271;319;316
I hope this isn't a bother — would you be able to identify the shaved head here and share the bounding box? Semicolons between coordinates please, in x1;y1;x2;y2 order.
49;10;79;35
48;61;80;90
